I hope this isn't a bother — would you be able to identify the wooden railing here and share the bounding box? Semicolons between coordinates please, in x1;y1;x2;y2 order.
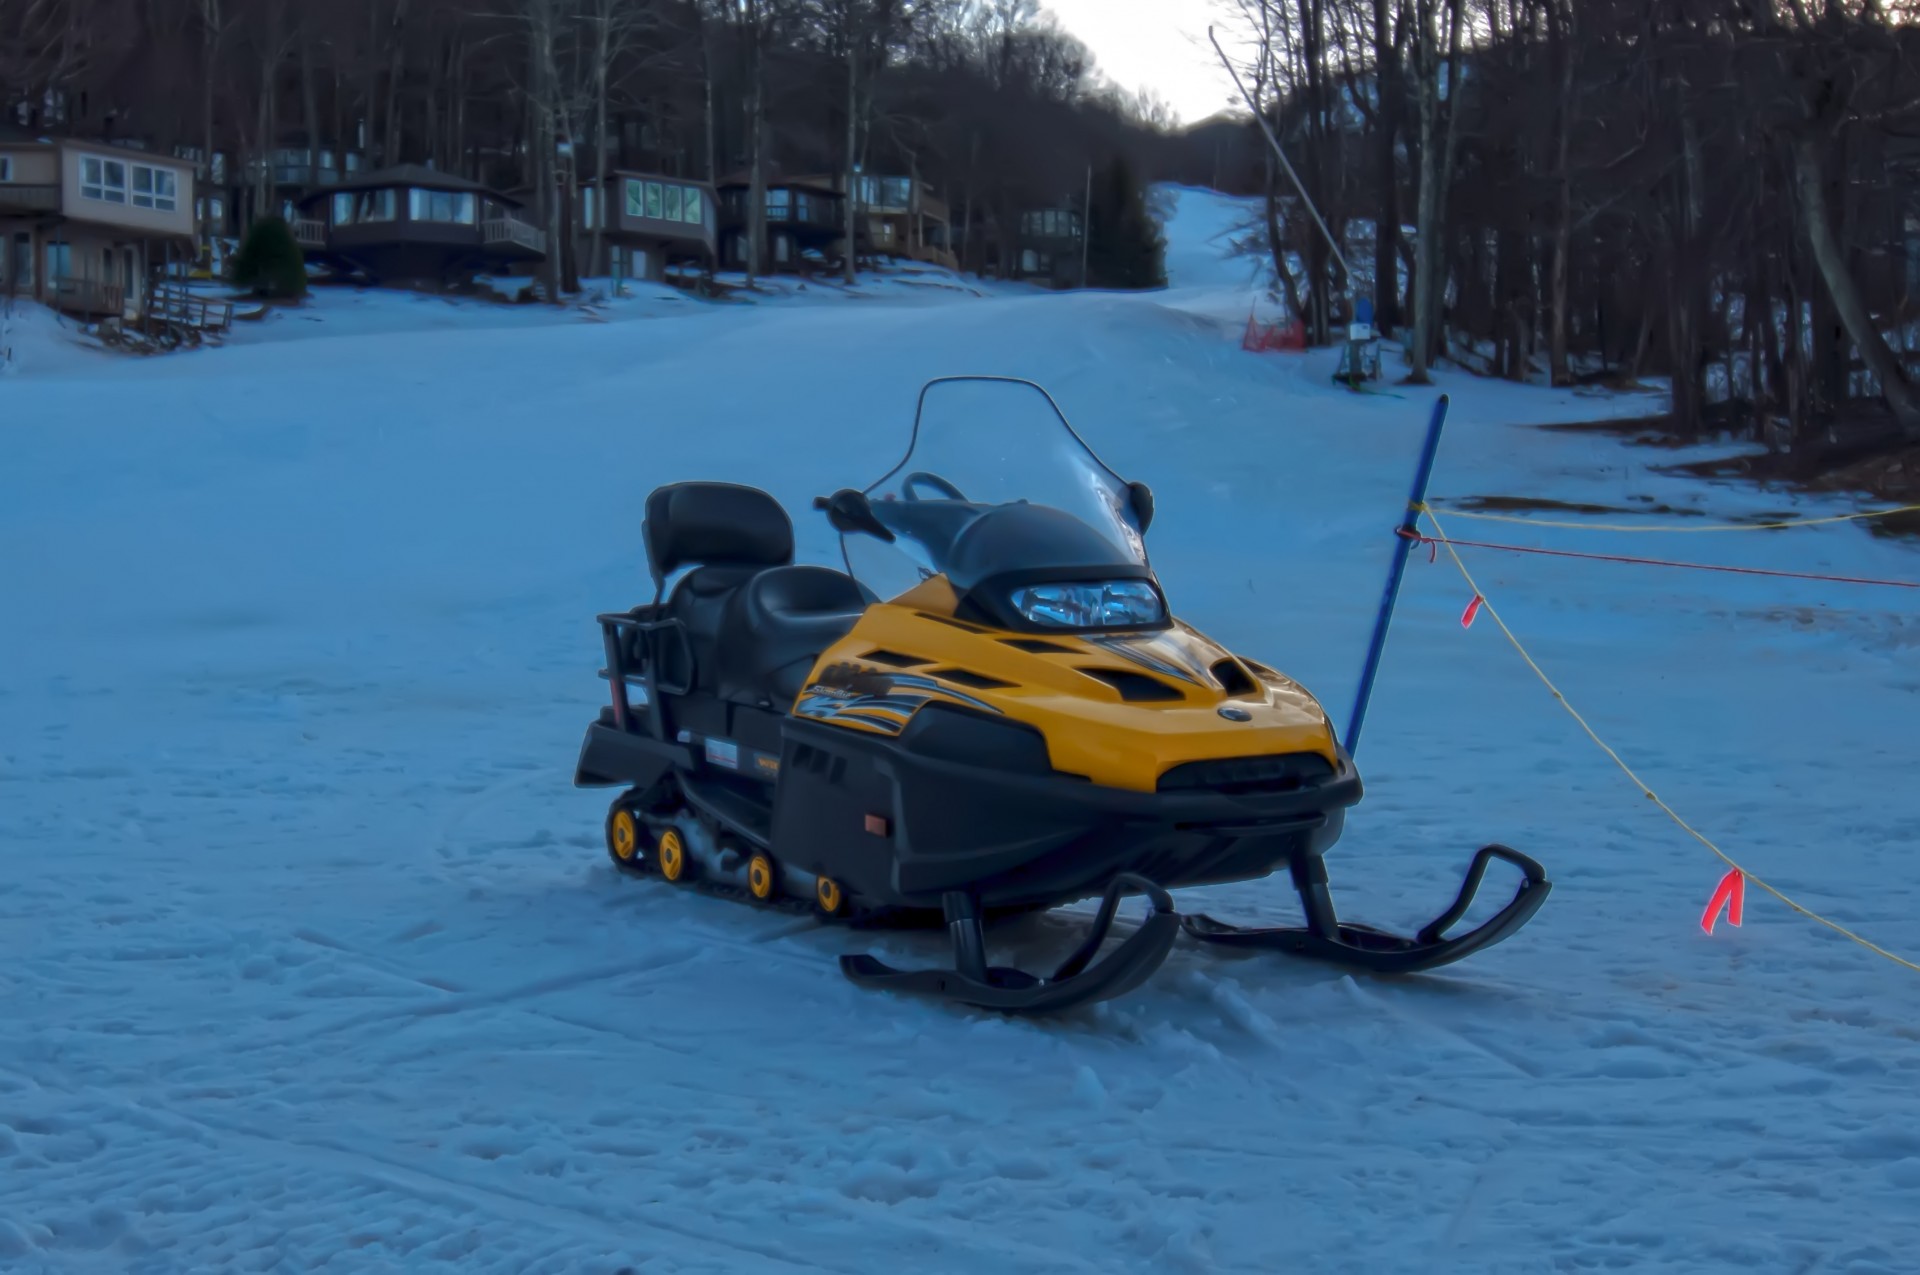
146;281;235;333
49;276;127;317
481;217;547;254
0;183;60;212
291;218;327;248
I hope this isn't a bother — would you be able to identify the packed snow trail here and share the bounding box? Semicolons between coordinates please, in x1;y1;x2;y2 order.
3;189;1918;1273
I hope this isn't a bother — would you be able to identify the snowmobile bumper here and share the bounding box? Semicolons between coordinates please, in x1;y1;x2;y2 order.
839;873;1180;1016
1181;843;1551;974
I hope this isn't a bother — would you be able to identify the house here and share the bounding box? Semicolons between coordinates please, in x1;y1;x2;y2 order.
569;170;717;280
714;174;845;273
787;172;957;271
229;141;368;237
1007;205;1085;288
0;125;197;320
290;164;547;287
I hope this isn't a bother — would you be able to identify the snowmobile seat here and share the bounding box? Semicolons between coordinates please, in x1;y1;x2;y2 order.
643;481;870;708
718;565;874;706
645;481;796;588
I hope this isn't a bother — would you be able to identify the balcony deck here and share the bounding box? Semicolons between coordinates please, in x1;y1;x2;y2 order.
0;184;61;214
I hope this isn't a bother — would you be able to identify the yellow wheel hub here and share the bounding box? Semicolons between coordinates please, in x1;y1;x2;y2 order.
815;876;844;916
609;809;640;862
748;853;776;901
657;828;687;882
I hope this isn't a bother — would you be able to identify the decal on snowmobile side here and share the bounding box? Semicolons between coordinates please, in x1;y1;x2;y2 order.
794;660;1004;737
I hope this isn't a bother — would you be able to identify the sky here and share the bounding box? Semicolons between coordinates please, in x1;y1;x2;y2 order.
1042;0;1243;127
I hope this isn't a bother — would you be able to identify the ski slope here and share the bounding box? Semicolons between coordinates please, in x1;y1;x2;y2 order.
4;187;1918;1273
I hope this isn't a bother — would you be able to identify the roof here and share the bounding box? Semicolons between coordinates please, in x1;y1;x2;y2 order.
0;123;58;147
714;171;842;197
300;164;519;206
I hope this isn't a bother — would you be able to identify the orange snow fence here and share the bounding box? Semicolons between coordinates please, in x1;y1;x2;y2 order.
1241;313;1305;353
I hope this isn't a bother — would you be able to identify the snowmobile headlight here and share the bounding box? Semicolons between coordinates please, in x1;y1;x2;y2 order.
1009;580;1165;630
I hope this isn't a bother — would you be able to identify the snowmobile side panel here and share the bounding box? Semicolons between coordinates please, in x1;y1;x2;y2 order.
767;706;1360;912
790;600;1343;793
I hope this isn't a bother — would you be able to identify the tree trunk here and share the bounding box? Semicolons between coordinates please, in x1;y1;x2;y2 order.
1427;0;1464;361
382;0;409;167
424;39;441;169
253;36;273;224
1263;158;1306;323
1546;0;1574;386
1371;0;1402;333
701;15;718;183
300;24;320;184
1408;0;1439;382
843;38;858;285
450;38;466;177
531;0;562;304
591;0;609;281
746;2;767;282
200;0;219;257
1794;131;1920;437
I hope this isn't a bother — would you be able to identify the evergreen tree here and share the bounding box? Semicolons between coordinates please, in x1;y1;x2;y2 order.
231;218;309;301
1084;156;1166;290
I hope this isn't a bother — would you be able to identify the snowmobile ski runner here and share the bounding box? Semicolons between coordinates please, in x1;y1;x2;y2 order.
572;375;1550;1015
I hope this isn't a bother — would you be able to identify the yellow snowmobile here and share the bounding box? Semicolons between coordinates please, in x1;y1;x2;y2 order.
574;376;1549;1014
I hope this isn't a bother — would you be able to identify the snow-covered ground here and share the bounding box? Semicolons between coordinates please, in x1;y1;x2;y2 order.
3;187;1917;1273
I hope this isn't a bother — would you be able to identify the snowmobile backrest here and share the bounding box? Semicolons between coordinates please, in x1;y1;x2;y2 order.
643;481;794;596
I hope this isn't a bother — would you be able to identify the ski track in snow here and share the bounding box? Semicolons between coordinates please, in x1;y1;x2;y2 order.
3;187;1919;1272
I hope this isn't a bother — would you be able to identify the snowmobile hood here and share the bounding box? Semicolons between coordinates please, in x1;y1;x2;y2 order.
793;577;1342;794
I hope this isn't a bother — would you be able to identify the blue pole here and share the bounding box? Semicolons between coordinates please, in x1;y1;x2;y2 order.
1344;393;1450;758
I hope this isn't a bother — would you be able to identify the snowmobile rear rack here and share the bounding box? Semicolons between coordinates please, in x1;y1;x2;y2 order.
839;873;1180;1016
1180;844;1550;974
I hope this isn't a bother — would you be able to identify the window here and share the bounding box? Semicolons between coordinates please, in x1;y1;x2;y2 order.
407;188;475;224
332;192;356;225
0;157;11;183
1021;209;1079;238
766;188;790;219
663;184;682;222
775;234;791;264
131;164;178;211
80;155;127;204
644;181;663;220
626;178;646;218
682;188;703;226
582;184;596;229
362;189;396;222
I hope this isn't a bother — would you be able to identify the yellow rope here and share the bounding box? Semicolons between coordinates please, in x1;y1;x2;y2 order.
1433;502;1920;534
1420;505;1920;974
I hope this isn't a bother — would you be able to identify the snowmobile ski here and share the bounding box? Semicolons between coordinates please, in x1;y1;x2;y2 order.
839;874;1179;1016
1180;844;1550;974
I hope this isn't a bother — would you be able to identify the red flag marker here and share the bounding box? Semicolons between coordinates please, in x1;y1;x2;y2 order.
1701;869;1745;935
1461;595;1484;628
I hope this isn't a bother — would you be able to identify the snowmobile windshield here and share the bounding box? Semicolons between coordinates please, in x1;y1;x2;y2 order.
841;377;1158;628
